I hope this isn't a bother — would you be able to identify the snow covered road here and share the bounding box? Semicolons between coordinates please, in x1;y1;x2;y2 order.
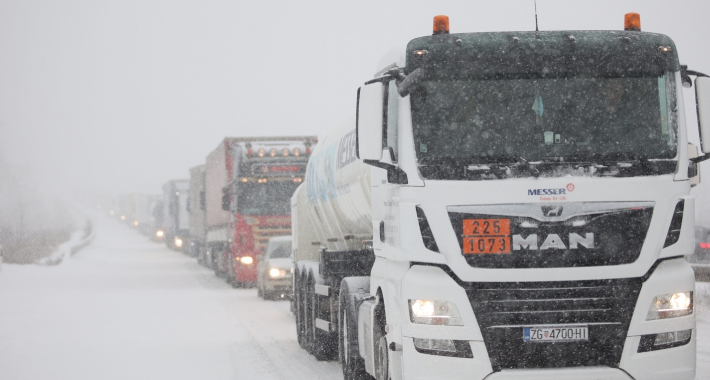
1;212;709;379
0;213;341;380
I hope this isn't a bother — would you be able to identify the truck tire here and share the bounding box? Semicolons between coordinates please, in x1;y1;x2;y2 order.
308;275;337;361
296;271;307;349
376;336;389;380
339;278;373;380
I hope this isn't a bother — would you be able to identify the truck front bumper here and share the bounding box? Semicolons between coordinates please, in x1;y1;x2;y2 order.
397;261;695;380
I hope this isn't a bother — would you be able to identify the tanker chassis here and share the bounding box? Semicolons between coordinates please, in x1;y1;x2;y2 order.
291;15;709;380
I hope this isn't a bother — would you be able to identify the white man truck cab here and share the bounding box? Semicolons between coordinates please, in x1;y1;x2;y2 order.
292;14;709;380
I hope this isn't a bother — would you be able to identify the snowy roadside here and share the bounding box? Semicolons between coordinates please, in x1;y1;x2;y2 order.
33;211;95;266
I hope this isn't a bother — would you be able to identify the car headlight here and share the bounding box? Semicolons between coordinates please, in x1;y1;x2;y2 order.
409;300;463;326
240;256;254;265
647;292;693;320
269;268;286;278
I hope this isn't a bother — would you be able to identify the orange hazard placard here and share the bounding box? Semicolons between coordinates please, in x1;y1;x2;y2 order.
463;237;511;254
463;219;510;236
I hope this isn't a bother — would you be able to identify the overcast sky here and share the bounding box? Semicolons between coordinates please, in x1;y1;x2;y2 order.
1;0;710;208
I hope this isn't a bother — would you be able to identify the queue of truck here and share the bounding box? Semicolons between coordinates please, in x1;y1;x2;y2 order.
103;12;710;379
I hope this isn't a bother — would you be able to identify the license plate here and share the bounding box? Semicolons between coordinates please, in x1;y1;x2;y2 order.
523;325;589;342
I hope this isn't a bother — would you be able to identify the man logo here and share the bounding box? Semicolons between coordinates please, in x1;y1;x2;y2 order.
542;205;563;217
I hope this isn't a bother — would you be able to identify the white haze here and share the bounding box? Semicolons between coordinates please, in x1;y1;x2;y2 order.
1;0;709;222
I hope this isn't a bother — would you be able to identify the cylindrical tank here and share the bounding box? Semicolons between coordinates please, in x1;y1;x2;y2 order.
295;115;371;261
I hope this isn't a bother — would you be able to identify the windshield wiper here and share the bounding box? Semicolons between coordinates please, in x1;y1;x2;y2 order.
541;152;659;163
542;152;666;176
420;155;541;178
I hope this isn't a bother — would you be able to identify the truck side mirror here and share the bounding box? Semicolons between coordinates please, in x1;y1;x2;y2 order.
695;77;710;153
356;82;384;161
689;143;700;186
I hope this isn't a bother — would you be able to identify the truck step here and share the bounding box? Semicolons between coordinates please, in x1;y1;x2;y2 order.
315;318;333;332
314;284;330;296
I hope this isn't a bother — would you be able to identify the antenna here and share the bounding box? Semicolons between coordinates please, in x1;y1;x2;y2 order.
534;0;539;32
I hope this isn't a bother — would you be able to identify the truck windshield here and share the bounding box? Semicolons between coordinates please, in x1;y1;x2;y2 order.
267;240;292;259
237;181;299;216
410;73;677;171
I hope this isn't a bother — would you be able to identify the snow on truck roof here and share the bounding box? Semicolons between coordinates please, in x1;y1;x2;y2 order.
269;235;292;243
220;136;317;143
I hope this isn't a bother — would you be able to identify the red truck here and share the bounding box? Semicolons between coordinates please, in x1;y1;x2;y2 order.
204;136;316;287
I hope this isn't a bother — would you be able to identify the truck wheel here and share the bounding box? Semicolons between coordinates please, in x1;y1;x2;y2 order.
296;272;307;349
376;336;389;380
304;277;315;354
339;283;372;380
257;283;263;298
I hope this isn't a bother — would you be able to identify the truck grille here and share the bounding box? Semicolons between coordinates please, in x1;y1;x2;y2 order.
448;202;654;269
463;278;642;370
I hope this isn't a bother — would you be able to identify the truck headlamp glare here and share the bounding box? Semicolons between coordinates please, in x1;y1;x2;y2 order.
174;238;183;248
156;230;164;237
409;300;463;326
647;291;693;320
269;268;286;278
240;256;254;265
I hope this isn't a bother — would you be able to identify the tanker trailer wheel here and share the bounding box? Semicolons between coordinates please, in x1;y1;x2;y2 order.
296;271;307;349
309;278;337;361
339;281;372;380
304;276;315;354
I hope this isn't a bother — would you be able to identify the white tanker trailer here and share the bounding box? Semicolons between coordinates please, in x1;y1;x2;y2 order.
292;14;709;380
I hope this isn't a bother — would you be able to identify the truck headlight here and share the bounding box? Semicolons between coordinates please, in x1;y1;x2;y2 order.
269;268;286;278
156;230;164;237
646;292;693;320
240;256;254;265
409;300;463;326
175;238;183;248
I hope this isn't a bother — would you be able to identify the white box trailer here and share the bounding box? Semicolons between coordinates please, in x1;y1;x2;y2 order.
292;14;706;380
189;165;207;258
135;193;160;235
162;180;190;251
204;139;233;270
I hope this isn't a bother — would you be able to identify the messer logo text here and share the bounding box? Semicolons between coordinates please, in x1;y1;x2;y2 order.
512;233;595;250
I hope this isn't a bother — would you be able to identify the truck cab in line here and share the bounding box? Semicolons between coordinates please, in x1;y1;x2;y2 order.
292;14;709;380
162;180;190;251
188;165;207;259
205;137;315;287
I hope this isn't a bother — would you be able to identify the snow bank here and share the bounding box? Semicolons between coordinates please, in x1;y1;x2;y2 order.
35;215;95;266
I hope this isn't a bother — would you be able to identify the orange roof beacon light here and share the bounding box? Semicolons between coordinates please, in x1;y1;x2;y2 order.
433;15;449;35
624;13;641;32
